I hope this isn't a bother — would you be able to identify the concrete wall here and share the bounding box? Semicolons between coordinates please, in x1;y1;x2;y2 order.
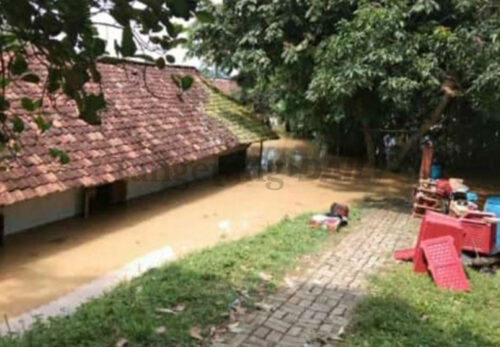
126;157;218;200
1;188;83;235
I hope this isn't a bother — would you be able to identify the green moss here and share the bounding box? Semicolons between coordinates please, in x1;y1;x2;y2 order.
202;79;277;144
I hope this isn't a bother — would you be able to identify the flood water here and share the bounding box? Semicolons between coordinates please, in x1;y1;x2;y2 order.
0;138;418;317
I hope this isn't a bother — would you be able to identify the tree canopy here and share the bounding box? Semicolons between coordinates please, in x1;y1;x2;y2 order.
0;0;209;164
190;0;500;168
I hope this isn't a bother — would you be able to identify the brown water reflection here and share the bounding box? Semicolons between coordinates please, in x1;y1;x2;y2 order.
1;138;416;317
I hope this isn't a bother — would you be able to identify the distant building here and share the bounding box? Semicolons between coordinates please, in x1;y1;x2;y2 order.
211;78;240;96
0;59;276;239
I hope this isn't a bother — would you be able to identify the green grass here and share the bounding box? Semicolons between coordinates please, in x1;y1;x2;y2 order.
0;212;358;347
345;263;500;347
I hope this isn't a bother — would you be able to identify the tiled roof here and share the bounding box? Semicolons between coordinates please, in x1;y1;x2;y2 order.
0;60;275;206
210;78;240;96
202;79;277;144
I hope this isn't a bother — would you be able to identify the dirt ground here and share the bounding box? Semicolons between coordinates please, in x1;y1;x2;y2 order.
0;138;415;318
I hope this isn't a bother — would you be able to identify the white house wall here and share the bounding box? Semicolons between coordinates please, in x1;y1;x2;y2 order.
126;157;218;200
0;157;219;236
1;188;83;235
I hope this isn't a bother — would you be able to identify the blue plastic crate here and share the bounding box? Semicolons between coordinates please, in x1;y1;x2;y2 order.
485;196;500;248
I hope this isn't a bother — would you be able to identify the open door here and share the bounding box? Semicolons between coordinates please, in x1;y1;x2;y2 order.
84;180;127;217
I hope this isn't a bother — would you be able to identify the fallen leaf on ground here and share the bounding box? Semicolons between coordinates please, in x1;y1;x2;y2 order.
259;272;273;281
227;322;245;334
156;307;176;314
254;302;274;312
337;326;345;337
236;289;251;299
230;298;246;314
189;326;203;341
115;338;128;347
155;326;167;334
284;276;296;288
175;303;186;312
209;325;227;342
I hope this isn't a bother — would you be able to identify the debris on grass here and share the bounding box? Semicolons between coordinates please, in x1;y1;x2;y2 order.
254;301;275;312
189;326;203;341
115;338;128;347
155;307;177;315
154;326;167;335
174;303;186;312
259;272;273;281
227;322;245;334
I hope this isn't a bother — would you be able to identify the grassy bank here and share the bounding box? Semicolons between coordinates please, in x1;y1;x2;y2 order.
346;264;500;347
1;212;356;346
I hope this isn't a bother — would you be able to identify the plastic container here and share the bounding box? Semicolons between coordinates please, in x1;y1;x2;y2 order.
466;192;478;202
485;197;500;247
460;212;497;255
430;164;442;179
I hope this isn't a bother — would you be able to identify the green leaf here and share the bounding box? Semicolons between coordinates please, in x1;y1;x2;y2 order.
167;0;195;19
171;74;194;91
12;116;24;133
49;148;71;164
21;98;35;111
49;147;60;158
0;76;10;88
0;96;9;111
47;68;62;93
80;93;106;125
166;55;176;64
155;57;166;69
195;11;214;24
59;151;70;164
34;115;52;133
121;25;137;56
21;73;40;84
180;75;194;91
9;55;28;76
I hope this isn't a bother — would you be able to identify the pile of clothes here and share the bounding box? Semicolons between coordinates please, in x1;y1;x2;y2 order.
309;203;349;231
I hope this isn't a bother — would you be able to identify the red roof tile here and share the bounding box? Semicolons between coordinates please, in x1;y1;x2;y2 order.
0;60;255;206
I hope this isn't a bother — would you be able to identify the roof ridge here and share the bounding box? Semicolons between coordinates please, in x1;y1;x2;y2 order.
98;56;199;71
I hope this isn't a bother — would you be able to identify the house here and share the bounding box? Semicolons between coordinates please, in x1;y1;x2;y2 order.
0;58;276;240
211;78;240;96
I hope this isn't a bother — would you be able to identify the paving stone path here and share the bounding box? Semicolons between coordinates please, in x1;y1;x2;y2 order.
219;206;417;347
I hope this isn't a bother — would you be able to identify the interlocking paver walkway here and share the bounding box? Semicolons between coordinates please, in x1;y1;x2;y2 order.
219;206;417;346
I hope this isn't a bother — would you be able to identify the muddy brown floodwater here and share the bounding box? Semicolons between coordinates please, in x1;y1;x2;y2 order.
0;138;416;318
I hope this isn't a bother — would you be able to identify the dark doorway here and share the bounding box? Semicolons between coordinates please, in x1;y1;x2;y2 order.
219;149;247;175
87;180;127;215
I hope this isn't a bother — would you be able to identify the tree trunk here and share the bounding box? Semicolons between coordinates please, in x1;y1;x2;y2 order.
361;122;376;166
392;92;454;170
350;97;376;166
